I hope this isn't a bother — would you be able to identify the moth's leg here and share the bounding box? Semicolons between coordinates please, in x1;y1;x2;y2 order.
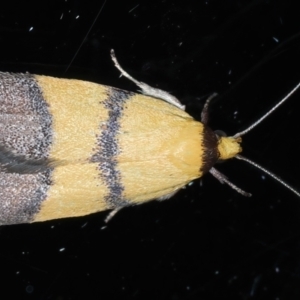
110;49;185;110
209;167;251;197
104;207;123;223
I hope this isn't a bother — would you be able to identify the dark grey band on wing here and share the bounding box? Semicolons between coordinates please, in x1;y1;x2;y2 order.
201;125;219;174
0;73;53;225
91;87;133;208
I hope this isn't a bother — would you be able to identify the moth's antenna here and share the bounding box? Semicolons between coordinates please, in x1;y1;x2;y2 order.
236;154;300;197
233;81;300;138
209;81;300;197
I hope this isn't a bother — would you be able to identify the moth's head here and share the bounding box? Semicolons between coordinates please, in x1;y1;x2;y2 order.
217;135;242;160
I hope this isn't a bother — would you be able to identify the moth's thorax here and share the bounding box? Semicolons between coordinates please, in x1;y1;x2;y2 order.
200;125;219;174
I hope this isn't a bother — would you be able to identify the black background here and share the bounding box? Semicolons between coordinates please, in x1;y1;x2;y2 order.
1;0;300;299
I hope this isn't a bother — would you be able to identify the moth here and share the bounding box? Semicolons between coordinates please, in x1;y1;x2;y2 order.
0;50;298;225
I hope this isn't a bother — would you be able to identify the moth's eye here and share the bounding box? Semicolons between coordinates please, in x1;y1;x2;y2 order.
214;130;227;138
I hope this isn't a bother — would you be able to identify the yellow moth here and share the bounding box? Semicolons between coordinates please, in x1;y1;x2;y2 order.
0;50;298;225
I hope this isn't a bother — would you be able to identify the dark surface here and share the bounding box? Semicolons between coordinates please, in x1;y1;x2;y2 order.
1;1;300;299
